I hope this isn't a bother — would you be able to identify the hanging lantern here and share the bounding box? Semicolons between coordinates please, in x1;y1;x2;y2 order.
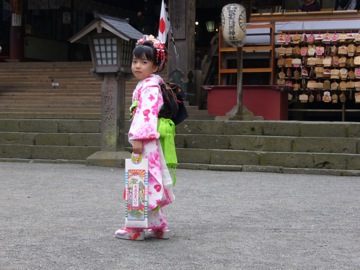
221;4;247;47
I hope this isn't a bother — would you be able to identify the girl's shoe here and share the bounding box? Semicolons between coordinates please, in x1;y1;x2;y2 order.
147;227;170;239
115;228;145;241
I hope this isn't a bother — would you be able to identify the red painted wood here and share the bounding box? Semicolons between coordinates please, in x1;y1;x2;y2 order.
206;85;288;120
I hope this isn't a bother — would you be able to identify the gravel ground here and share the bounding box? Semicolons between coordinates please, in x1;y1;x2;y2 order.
0;162;359;270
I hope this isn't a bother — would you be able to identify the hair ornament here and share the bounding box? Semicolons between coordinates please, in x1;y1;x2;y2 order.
136;35;166;67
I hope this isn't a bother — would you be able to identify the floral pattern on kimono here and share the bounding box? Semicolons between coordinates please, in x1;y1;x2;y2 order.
128;74;175;229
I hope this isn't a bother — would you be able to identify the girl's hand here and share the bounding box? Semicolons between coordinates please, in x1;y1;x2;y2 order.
132;140;143;154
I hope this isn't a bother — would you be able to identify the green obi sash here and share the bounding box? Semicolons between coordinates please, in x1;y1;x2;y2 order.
158;117;177;186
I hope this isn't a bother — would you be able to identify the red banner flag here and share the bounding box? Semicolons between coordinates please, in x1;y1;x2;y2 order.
157;0;170;43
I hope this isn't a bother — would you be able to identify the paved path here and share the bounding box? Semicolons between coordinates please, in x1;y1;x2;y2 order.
0;162;359;270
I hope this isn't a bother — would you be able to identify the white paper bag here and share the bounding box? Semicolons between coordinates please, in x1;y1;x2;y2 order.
124;155;149;228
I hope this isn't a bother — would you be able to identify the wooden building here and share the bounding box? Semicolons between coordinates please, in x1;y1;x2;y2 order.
1;0;360;121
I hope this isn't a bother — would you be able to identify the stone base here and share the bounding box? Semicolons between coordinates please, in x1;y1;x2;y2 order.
86;151;131;167
224;104;264;121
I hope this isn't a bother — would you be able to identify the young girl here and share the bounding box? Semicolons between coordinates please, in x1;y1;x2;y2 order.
115;35;176;241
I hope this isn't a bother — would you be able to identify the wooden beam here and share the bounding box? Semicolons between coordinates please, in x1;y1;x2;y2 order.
250;10;360;23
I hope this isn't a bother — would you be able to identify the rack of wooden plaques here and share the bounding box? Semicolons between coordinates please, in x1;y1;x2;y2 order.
275;29;360;121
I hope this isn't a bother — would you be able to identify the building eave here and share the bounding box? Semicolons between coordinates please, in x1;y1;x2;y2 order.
69;14;143;44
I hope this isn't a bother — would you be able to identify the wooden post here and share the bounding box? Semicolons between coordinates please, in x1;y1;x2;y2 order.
10;0;24;61
225;47;260;120
236;47;244;111
168;0;195;80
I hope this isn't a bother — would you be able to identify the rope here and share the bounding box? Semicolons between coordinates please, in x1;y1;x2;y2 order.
165;1;179;67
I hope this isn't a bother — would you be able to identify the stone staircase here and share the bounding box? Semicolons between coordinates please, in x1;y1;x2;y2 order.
175;120;360;176
0;62;102;119
0;61;212;163
0;61;211;120
1;117;360;175
0;118;101;163
0;62;360;176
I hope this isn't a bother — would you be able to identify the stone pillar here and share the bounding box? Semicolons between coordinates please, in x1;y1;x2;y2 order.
86;72;130;167
100;73;126;152
168;0;195;80
10;0;24;61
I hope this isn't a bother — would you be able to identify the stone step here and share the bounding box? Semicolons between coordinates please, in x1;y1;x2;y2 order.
0;108;101;116
0;89;101;94
0;96;101;101
175;163;360;176
0;112;101;119
0;119;101;133
0;61;93;69
0;94;121;100
176;120;360;137
2;118;360;137
176;148;360;171
0;76;96;84
2;118;360;134
0;132;101;146
1;142;358;171
0;83;100;88
0;101;101;106
0;71;91;75
175;134;360;154
1;129;358;155
0;144;99;161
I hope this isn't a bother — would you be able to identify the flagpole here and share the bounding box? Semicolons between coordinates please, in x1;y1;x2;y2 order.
159;0;179;68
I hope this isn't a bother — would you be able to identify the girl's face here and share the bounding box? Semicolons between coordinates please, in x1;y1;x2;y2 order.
131;55;158;81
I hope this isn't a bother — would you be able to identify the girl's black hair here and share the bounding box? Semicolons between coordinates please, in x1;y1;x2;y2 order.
132;40;166;72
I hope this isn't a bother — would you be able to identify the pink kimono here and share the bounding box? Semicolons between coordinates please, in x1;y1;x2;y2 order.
128;74;175;230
